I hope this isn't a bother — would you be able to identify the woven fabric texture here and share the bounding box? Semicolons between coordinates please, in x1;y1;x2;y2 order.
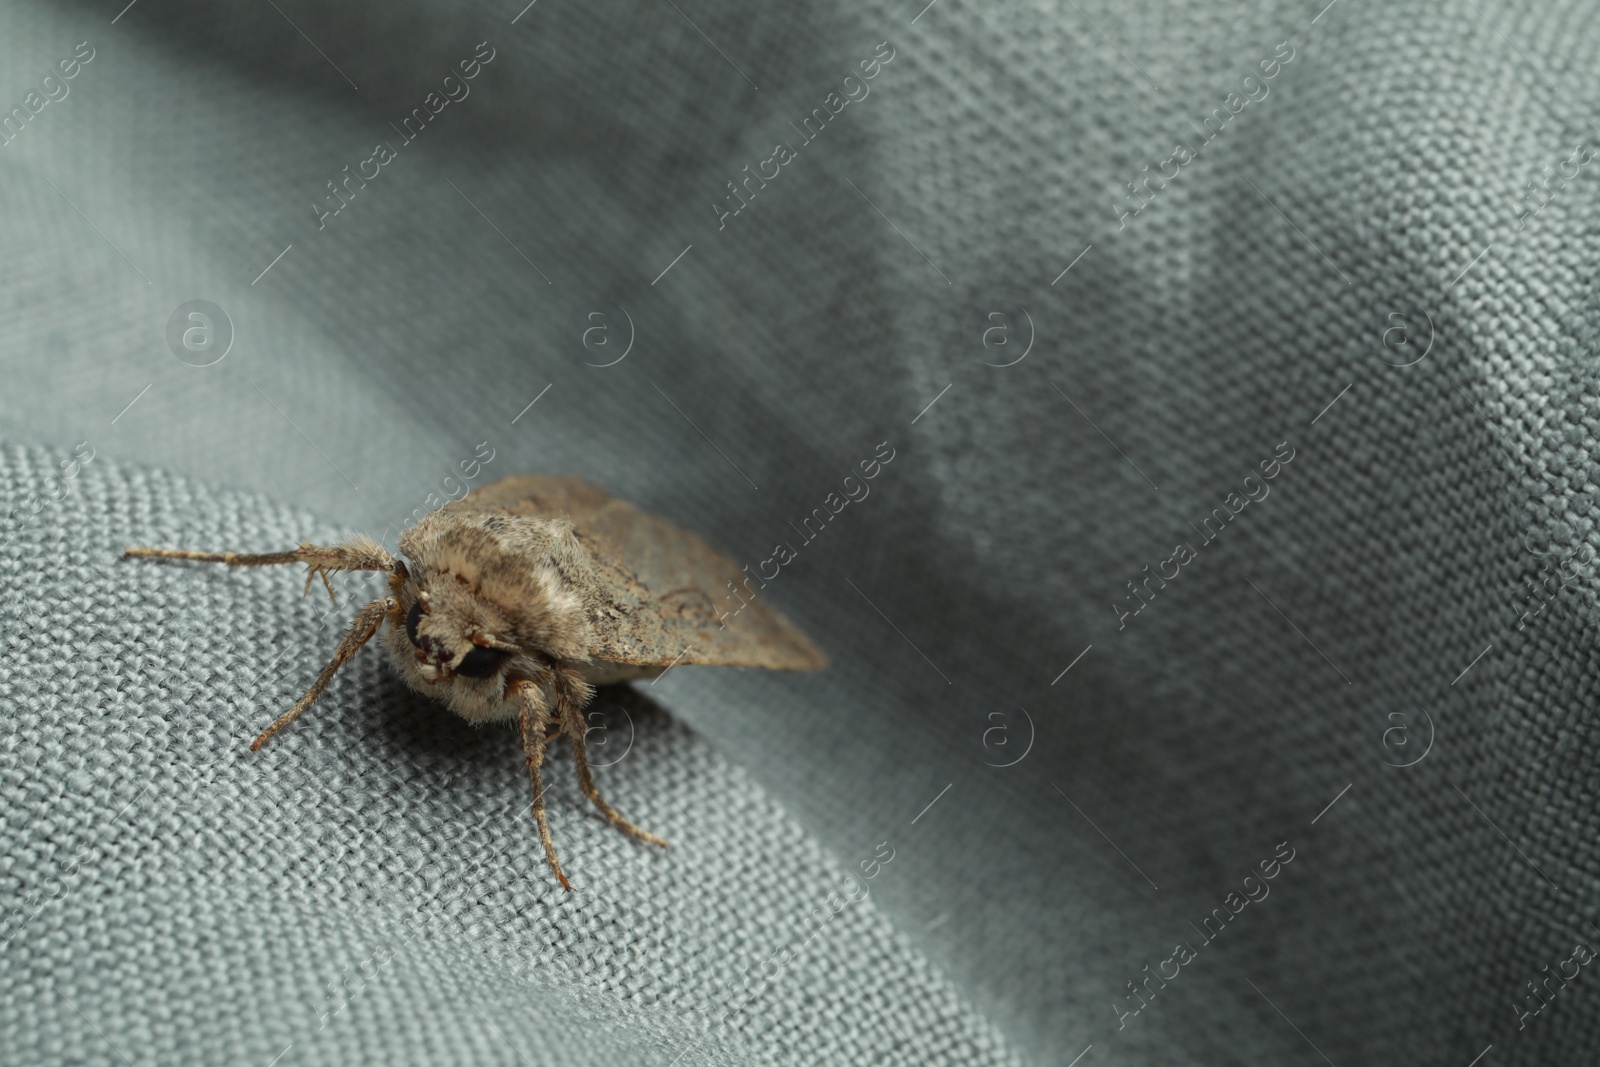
0;445;1022;1066
2;0;1599;1063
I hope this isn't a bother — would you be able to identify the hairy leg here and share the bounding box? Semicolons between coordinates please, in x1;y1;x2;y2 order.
250;597;394;750
124;534;394;602
517;678;572;891
555;667;667;849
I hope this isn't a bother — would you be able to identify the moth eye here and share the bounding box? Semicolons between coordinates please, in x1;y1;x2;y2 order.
405;601;424;647
454;645;510;678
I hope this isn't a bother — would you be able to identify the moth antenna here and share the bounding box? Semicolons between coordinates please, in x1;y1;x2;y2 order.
125;546;301;565
250;597;393;750
124;538;394;608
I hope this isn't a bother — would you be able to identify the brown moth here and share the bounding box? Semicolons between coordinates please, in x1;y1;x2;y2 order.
124;474;827;890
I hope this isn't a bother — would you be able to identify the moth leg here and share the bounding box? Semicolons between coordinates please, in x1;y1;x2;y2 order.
555;668;668;849
250;597;394;751
124;535;395;604
517;679;573;892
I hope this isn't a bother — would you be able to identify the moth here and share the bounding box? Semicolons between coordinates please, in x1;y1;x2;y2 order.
125;475;827;889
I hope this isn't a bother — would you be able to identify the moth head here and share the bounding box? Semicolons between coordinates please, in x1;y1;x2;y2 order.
389;559;521;687
387;513;597;696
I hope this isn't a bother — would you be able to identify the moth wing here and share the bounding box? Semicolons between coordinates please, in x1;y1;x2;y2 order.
465;474;827;671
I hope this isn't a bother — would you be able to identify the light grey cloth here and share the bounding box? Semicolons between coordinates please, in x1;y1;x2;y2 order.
0;443;1021;1066
1;0;1597;1063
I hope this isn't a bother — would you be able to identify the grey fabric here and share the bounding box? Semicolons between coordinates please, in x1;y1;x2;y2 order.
1;0;1598;1063
0;444;1021;1066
